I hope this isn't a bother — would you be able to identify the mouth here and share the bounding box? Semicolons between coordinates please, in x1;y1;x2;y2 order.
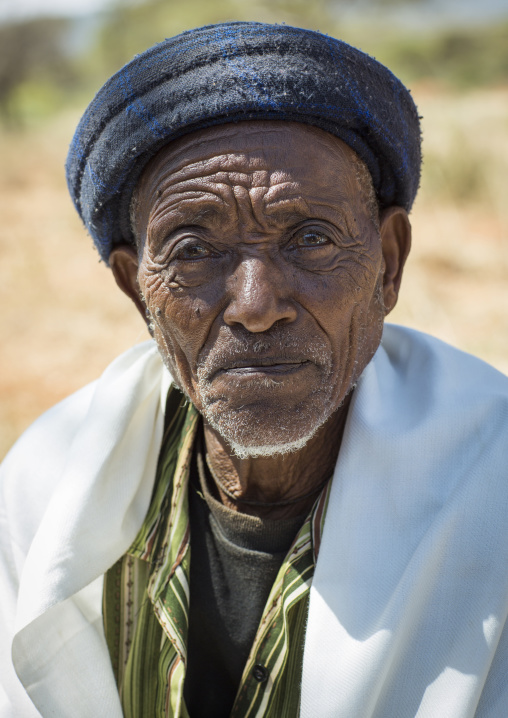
224;362;308;376
214;357;312;379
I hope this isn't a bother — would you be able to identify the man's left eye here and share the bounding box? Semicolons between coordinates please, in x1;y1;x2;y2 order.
293;231;331;247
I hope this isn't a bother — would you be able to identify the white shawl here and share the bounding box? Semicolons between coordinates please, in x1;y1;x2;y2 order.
1;326;508;717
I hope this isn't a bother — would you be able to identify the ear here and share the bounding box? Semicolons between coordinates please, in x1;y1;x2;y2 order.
379;206;412;315
109;244;150;327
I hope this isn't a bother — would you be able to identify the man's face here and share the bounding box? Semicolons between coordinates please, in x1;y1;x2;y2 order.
131;122;393;456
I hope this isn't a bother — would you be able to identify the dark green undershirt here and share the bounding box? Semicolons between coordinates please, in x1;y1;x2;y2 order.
183;435;307;717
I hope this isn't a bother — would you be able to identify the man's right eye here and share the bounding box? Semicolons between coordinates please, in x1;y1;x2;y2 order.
173;242;212;260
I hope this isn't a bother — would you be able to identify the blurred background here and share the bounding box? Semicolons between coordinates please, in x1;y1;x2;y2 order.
1;0;507;459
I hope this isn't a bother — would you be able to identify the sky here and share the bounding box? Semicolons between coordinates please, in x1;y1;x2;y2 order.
0;0;114;20
1;0;507;24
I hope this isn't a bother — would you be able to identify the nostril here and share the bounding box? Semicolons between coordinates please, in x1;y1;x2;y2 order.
223;259;297;331
223;290;297;332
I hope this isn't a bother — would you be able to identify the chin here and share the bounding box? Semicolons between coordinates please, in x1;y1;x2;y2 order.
201;389;339;459
226;434;319;460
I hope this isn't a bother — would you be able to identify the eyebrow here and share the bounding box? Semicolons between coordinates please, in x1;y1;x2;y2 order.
162;201;312;229
184;205;223;224
264;201;356;232
156;196;354;233
159;203;224;227
262;193;357;229
262;209;310;226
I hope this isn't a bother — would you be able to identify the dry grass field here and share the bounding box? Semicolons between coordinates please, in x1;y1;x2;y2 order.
1;85;507;460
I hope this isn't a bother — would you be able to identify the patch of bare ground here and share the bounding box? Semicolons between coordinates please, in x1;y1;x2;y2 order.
1;88;507;460
390;86;508;376
0;110;146;458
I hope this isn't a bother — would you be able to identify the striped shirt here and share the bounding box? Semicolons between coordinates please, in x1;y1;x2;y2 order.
103;388;331;717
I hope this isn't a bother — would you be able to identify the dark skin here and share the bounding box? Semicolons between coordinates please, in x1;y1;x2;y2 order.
110;121;411;518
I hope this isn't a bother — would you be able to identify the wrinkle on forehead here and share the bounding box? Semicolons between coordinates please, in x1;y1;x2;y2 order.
133;121;367;243
146;178;360;243
138;120;358;190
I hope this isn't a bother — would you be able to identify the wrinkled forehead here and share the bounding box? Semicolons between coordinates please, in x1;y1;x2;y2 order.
134;121;361;212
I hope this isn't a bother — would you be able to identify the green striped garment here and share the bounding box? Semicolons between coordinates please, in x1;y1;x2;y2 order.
103;388;331;717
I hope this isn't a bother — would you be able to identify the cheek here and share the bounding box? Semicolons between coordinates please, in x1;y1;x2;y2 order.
341;270;385;378
303;256;379;326
312;256;384;383
138;263;221;392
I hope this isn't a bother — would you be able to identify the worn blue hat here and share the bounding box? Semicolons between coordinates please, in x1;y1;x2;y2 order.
66;21;421;263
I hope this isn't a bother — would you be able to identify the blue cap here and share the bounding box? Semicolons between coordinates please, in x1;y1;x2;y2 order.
66;22;421;263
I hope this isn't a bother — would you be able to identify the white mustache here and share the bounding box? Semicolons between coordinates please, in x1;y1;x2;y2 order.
196;329;332;384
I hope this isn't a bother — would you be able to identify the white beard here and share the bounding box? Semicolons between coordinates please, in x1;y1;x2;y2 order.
151;319;360;460
206;415;324;459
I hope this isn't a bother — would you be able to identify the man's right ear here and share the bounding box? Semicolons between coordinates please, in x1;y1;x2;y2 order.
109;244;149;325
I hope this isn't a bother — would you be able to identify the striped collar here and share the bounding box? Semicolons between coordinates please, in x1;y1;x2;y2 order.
126;386;332;716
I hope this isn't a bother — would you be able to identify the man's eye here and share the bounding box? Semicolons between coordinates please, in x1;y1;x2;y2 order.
174;242;211;260
293;231;331;248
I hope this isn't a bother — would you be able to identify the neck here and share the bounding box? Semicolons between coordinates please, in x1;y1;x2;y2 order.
203;393;352;519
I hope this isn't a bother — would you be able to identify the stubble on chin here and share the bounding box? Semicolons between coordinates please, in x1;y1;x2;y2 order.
194;333;339;458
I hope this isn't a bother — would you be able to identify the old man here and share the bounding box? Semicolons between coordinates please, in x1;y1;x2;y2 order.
1;21;508;718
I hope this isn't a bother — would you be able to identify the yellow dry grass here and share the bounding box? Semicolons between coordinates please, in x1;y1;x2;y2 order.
1;86;507;460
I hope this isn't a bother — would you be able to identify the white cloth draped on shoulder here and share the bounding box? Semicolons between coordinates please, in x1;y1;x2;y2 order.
302;326;508;718
1;341;170;717
1;326;508;717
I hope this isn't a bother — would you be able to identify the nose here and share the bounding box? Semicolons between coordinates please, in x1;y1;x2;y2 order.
223;257;297;332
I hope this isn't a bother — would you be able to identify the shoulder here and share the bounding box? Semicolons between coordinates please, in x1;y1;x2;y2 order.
0;382;97;558
381;323;508;401
375;324;508;470
0;341;168;559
